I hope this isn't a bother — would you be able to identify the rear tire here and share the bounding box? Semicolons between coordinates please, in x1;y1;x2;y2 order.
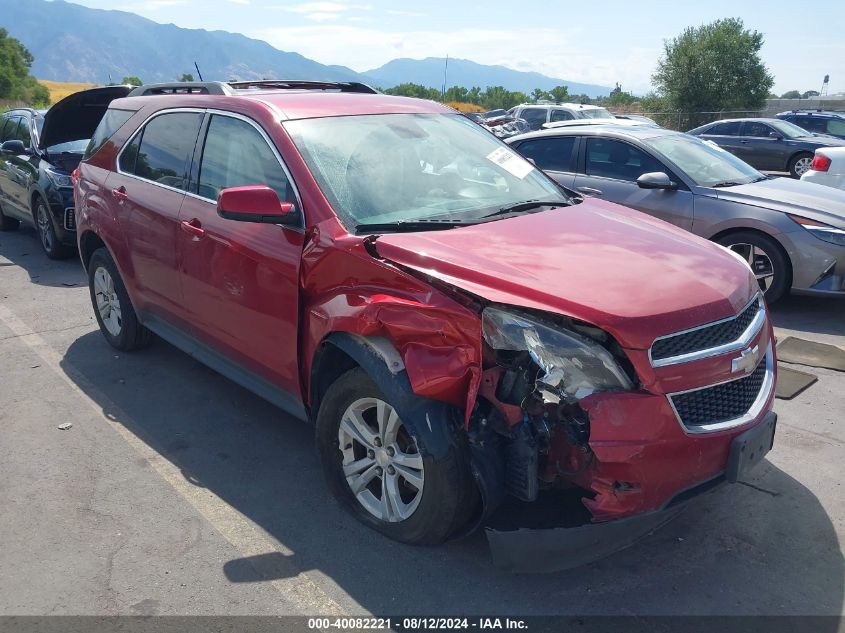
716;231;791;303
316;367;476;545
788;152;813;178
0;204;20;231
87;247;152;351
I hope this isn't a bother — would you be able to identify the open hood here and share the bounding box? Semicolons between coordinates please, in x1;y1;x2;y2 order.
38;85;133;150
372;199;757;350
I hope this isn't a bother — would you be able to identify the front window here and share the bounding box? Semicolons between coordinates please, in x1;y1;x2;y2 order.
767;120;812;139
579;108;613;119
645;135;763;187
284;113;566;231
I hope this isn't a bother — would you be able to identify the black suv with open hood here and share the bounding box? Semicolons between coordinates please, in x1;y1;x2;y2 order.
0;86;132;258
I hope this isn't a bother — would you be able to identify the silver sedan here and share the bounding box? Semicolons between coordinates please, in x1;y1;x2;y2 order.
507;126;845;303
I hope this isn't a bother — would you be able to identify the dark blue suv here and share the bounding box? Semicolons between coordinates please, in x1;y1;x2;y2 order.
0;86;130;258
776;110;845;140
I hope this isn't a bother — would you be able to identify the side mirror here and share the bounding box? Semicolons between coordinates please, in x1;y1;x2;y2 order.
637;171;677;191
217;186;298;225
1;140;28;155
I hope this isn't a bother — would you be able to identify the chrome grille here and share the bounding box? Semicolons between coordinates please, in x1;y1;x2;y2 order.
668;345;773;433
650;295;764;367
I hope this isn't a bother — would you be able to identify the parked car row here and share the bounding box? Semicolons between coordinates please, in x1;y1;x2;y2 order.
507;123;845;302
3;80;840;569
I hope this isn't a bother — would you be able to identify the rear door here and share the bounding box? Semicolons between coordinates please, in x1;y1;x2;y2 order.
698;121;743;156
108;109;204;327
511;135;578;188
572;136;694;229
178;112;305;396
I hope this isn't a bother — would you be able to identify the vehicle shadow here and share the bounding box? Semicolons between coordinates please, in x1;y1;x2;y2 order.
61;331;844;617
0;227;84;289
769;294;845;339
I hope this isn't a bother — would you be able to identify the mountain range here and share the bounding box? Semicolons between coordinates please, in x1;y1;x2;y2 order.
3;0;611;97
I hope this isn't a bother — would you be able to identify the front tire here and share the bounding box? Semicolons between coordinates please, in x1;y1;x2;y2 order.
788;152;813;178
316;368;475;544
716;231;791;303
87;247;152;351
35;199;72;259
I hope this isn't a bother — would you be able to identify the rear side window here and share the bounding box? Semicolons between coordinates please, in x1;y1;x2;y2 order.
550;109;574;122
585;138;664;182
516;137;576;172
708;121;741;136
197;114;292;202
827;119;845;136
84;109;134;159
119;112;203;191
520;108;548;130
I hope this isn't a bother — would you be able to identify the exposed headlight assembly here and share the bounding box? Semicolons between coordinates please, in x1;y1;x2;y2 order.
788;214;845;247
44;166;73;188
482;307;633;404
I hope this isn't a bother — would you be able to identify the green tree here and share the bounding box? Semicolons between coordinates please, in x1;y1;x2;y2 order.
0;28;50;105
780;90;801;99
384;83;441;100
179;73;195;82
801;90;819;99
531;88;551;102
122;76;143;86
548;85;570;102
607;83;638;107
479;86;526;110
652;18;774;128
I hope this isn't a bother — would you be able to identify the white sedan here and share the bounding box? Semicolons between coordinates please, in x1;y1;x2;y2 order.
801;147;845;191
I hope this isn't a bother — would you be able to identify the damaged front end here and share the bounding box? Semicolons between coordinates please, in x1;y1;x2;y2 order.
469;306;682;570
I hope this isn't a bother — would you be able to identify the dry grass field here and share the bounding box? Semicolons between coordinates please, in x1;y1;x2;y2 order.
38;79;98;104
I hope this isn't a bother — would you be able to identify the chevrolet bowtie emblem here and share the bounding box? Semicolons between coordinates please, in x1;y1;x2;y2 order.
731;345;760;375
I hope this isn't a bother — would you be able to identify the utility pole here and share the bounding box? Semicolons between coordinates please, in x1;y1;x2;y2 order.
442;55;449;99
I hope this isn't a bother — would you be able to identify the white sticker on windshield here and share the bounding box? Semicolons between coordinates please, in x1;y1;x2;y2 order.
486;147;534;179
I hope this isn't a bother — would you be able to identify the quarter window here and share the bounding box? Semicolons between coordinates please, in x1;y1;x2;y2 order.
585;138;664;182
120;112;203;191
516;137;576;172
197;115;292;203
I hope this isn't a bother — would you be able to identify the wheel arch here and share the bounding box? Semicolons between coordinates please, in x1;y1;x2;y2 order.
709;226;794;289
78;230;108;271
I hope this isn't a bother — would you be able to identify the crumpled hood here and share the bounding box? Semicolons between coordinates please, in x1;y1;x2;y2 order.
709;176;845;228
373;199;757;350
38;86;132;150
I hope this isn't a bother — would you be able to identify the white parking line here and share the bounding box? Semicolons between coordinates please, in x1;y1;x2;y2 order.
0;301;348;616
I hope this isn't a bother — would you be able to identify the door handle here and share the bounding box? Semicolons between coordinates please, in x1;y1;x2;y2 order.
111;186;128;201
180;218;205;239
576;186;603;196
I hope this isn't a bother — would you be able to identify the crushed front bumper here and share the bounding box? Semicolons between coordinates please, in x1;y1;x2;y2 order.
486;411;777;572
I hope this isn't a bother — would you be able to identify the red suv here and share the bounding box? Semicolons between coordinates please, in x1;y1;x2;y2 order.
75;81;777;568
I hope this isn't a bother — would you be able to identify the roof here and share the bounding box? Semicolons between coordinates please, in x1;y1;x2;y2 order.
777;110;845;118
109;90;453;121
518;102;605;110
508;124;677;143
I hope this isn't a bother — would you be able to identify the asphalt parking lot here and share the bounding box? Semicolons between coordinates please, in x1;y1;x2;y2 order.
1;225;843;617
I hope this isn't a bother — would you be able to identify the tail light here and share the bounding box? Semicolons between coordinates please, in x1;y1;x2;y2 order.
71;167;80;186
810;154;831;172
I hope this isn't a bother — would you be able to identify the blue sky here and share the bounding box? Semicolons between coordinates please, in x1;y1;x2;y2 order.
67;0;844;95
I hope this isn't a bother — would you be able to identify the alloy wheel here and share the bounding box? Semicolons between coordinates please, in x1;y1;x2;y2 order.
793;156;812;177
36;204;54;252
338;397;424;522
93;266;123;337
727;242;775;293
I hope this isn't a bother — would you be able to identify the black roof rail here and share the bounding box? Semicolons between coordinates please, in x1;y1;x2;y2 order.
227;80;379;94
127;81;233;96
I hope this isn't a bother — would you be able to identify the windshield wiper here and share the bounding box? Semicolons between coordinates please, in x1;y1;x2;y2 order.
482;199;570;218
355;219;478;234
710;181;743;188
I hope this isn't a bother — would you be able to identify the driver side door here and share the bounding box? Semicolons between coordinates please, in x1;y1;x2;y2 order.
572;137;694;230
